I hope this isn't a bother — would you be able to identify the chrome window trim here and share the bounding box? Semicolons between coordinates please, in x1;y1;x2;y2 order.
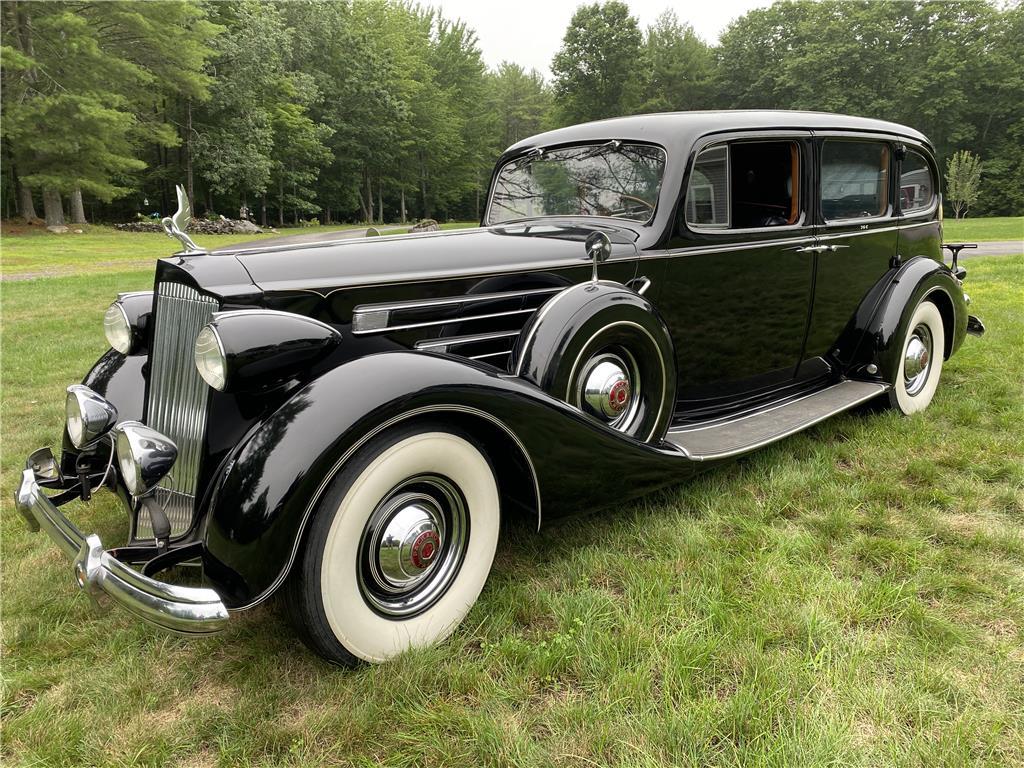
231;404;542;611
819;136;895;225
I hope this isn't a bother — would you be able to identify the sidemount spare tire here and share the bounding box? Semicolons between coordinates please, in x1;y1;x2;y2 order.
513;281;675;444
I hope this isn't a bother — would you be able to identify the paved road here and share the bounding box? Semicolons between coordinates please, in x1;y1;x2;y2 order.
953;240;1022;259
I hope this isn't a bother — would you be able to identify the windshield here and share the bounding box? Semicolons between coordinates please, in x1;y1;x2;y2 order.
486;142;666;225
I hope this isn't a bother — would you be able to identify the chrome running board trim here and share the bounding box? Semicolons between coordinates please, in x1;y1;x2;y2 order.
666;380;888;461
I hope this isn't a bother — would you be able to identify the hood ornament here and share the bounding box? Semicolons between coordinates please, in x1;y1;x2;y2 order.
161;185;202;253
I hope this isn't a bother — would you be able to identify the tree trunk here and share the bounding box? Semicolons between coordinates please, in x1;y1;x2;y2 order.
18;180;38;222
261;193;267;227
400;187;406;224
377;178;384;224
186;98;195;213
325;206;331;225
42;188;64;227
70;187;87;224
276;177;284;228
419;154;430;219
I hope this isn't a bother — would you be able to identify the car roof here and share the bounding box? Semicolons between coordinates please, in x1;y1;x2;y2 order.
501;110;930;160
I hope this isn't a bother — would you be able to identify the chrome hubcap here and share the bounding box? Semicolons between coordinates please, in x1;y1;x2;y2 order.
903;324;933;396
577;349;641;431
357;475;468;618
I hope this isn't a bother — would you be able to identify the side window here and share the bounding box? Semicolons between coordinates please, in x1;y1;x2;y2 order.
821;140;890;221
684;140;801;230
899;150;935;213
685;145;728;228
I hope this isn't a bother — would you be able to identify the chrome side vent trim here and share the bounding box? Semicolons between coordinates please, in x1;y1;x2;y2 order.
352;287;560;335
137;281;218;539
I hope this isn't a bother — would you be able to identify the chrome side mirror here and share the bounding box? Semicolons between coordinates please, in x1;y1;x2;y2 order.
585;231;612;283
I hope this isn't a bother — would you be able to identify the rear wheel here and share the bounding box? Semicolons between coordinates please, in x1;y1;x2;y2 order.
287;421;500;665
888;300;945;414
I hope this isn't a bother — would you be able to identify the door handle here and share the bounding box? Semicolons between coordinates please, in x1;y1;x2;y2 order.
793;244;850;253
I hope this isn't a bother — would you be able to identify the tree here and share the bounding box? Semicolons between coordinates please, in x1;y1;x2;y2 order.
193;1;289;213
946;150;983;219
551;1;644;124
640;10;712;112
489;63;553;151
0;1;215;225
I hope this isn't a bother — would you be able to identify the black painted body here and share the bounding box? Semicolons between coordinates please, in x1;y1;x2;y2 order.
73;111;972;608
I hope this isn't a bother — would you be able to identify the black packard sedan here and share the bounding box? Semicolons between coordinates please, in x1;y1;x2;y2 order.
16;111;985;665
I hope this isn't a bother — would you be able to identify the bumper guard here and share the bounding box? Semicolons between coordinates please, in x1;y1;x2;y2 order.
15;467;229;635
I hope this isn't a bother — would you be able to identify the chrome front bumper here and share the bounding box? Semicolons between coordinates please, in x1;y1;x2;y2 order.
14;467;229;635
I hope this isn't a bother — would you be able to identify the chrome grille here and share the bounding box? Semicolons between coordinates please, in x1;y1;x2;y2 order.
136;281;218;539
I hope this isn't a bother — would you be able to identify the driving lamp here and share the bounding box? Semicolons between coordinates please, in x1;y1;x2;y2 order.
194;325;227;391
65;385;118;449
114;421;177;496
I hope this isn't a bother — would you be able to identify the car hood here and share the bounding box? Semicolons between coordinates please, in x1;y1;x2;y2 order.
217;221;640;295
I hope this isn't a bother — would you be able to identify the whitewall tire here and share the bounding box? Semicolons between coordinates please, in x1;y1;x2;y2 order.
888;300;945;415
287;422;500;665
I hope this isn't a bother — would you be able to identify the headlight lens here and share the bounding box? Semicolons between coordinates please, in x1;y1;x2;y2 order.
103;302;133;354
65;385;118;448
194;325;227;391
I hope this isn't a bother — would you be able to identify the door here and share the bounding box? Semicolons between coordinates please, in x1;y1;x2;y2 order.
802;135;898;376
655;133;816;413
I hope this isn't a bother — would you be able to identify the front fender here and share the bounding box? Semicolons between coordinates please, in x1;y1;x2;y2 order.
201;352;694;609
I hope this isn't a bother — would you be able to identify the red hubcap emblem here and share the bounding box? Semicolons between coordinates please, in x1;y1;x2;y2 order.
410;530;441;569
608;380;630;413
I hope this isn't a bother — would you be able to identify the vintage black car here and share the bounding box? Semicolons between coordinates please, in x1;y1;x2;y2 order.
17;111;985;665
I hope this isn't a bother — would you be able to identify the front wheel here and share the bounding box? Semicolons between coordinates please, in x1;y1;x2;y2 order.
287;421;500;665
888;300;945;414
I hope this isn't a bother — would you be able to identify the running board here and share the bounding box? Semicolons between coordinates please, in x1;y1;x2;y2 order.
665;380;889;461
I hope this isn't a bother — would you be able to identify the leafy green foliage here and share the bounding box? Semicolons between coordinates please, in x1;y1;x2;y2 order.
946;150;984;219
2;0;1021;226
551;1;646;124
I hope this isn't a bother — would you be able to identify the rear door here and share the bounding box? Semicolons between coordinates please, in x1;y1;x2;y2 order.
802;134;898;376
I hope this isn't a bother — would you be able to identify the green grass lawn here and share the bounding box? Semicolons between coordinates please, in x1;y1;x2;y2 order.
942;215;1023;242
0;221;479;279
1;245;1022;766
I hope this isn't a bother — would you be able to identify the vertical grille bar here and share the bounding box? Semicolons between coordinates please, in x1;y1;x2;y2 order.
135;282;218;539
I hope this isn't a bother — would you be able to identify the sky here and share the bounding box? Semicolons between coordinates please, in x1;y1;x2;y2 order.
432;0;773;78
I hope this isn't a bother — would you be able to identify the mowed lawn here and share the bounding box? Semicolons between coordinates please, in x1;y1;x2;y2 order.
942;215;1023;243
0;220;479;279
1;240;1022;766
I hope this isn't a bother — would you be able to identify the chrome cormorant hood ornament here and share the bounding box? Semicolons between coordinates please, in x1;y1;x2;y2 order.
161;184;203;254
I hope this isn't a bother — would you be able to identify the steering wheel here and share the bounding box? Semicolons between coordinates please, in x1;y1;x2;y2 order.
609;194;655;218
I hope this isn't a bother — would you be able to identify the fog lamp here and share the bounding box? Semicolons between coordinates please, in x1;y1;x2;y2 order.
113;421;177;496
65;385;118;448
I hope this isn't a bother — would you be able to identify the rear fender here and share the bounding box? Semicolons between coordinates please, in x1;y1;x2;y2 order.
201;351;693;609
846;257;966;382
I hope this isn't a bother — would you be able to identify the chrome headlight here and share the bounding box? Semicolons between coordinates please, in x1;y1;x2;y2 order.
103;302;133;354
114;422;177;496
65;385;118;448
103;291;153;355
194;325;227;391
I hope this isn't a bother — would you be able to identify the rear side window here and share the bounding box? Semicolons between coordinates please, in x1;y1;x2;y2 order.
685;140;801;230
899;150;935;213
821;140;890;221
